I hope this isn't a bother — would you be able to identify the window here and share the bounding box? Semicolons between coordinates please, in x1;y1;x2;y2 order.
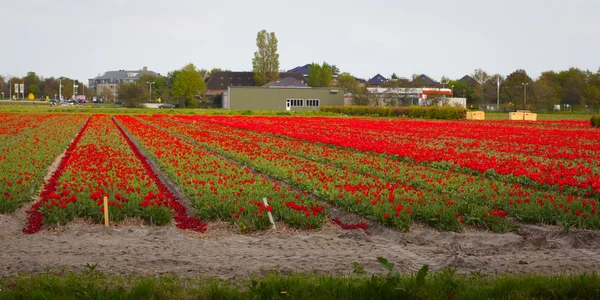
306;99;320;107
286;99;304;107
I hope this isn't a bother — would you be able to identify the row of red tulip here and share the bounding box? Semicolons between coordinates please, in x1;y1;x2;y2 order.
115;115;326;231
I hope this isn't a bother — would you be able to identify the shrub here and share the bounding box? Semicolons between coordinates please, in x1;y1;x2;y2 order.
591;115;600;127
320;106;466;120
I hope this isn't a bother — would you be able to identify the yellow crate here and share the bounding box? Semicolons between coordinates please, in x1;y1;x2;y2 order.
467;111;485;120
509;112;524;120
523;113;537;121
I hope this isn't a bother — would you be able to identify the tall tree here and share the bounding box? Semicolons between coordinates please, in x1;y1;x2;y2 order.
172;63;206;108
307;62;333;87
501;70;534;108
308;63;323;87
24;71;41;96
0;76;5;98
252;30;280;86
533;71;560;109
583;71;600;107
557;67;587;106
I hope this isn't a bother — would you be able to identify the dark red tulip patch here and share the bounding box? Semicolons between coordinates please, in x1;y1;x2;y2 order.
22;115;205;233
115;115;326;231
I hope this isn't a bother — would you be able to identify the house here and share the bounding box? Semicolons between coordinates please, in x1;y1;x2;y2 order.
89;69;159;96
367;74;388;87
459;75;479;87
263;77;309;88
412;74;440;87
287;64;311;77
205;71;305;95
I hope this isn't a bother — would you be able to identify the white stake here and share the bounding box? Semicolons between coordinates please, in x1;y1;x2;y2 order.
263;197;276;230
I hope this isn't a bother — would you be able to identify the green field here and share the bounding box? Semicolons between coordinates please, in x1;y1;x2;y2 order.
0;103;595;120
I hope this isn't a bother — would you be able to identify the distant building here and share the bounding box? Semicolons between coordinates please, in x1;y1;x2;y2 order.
287;64;311;77
459;75;479;87
367;74;388;87
412;74;440;87
205;71;305;95
89;69;159;97
224;86;344;110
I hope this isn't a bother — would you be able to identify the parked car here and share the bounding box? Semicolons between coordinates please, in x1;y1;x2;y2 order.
68;99;77;105
93;98;103;103
159;103;176;108
115;100;124;105
77;99;87;104
49;98;59;104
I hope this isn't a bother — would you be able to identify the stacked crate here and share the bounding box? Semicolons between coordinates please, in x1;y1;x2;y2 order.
466;111;485;120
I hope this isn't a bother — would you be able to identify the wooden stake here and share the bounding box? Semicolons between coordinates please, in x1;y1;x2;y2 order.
103;196;109;227
263;197;276;230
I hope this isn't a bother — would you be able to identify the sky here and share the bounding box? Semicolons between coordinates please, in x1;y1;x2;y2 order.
1;0;599;83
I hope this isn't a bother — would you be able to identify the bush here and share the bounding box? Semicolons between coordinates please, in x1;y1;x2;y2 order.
320;106;466;120
591;115;600;127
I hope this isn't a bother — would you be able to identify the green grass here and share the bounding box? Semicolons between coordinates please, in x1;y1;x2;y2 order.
0;103;595;120
484;112;594;120
2;265;600;299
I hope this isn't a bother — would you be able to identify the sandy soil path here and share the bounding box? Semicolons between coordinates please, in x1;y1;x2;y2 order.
2;211;600;278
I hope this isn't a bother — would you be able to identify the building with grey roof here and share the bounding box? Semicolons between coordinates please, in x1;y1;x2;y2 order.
88;69;159;98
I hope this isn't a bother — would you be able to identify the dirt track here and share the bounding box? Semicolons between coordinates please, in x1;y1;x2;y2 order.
2;208;600;278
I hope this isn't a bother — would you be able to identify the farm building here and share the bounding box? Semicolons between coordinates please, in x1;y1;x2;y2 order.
224;86;344;111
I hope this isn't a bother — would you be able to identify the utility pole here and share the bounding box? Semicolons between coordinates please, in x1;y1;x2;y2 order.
496;76;500;109
146;81;155;102
59;79;62;101
522;82;529;109
8;78;11;100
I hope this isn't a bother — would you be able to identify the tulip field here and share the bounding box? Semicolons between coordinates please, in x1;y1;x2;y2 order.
1;113;599;234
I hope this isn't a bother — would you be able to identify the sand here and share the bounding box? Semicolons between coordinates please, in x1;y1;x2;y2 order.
2;208;600;279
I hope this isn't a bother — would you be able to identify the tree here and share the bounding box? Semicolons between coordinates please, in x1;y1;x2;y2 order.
0;76;5;98
308;63;323;87
534;71;560;109
501;70;534;109
172;63;206;108
390;73;398;80
43;77;59;99
252;30;279;86
557;68;587;106
119;82;148;108
337;72;360;94
583;71;600;107
447;79;474;105
24;71;41;96
308;62;333;87
331;65;340;76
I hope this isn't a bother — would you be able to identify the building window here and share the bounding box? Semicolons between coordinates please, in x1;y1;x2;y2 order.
286;99;304;107
306;99;320;107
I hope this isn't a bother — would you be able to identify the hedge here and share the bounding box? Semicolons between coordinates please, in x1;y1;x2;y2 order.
320;106;467;120
592;115;600;127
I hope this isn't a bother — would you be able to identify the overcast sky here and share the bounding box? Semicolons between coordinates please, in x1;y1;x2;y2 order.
2;0;599;83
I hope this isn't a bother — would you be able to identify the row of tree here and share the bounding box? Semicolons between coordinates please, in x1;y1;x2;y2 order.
453;68;600;110
0;63;211;108
332;68;600;110
0;72;93;100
